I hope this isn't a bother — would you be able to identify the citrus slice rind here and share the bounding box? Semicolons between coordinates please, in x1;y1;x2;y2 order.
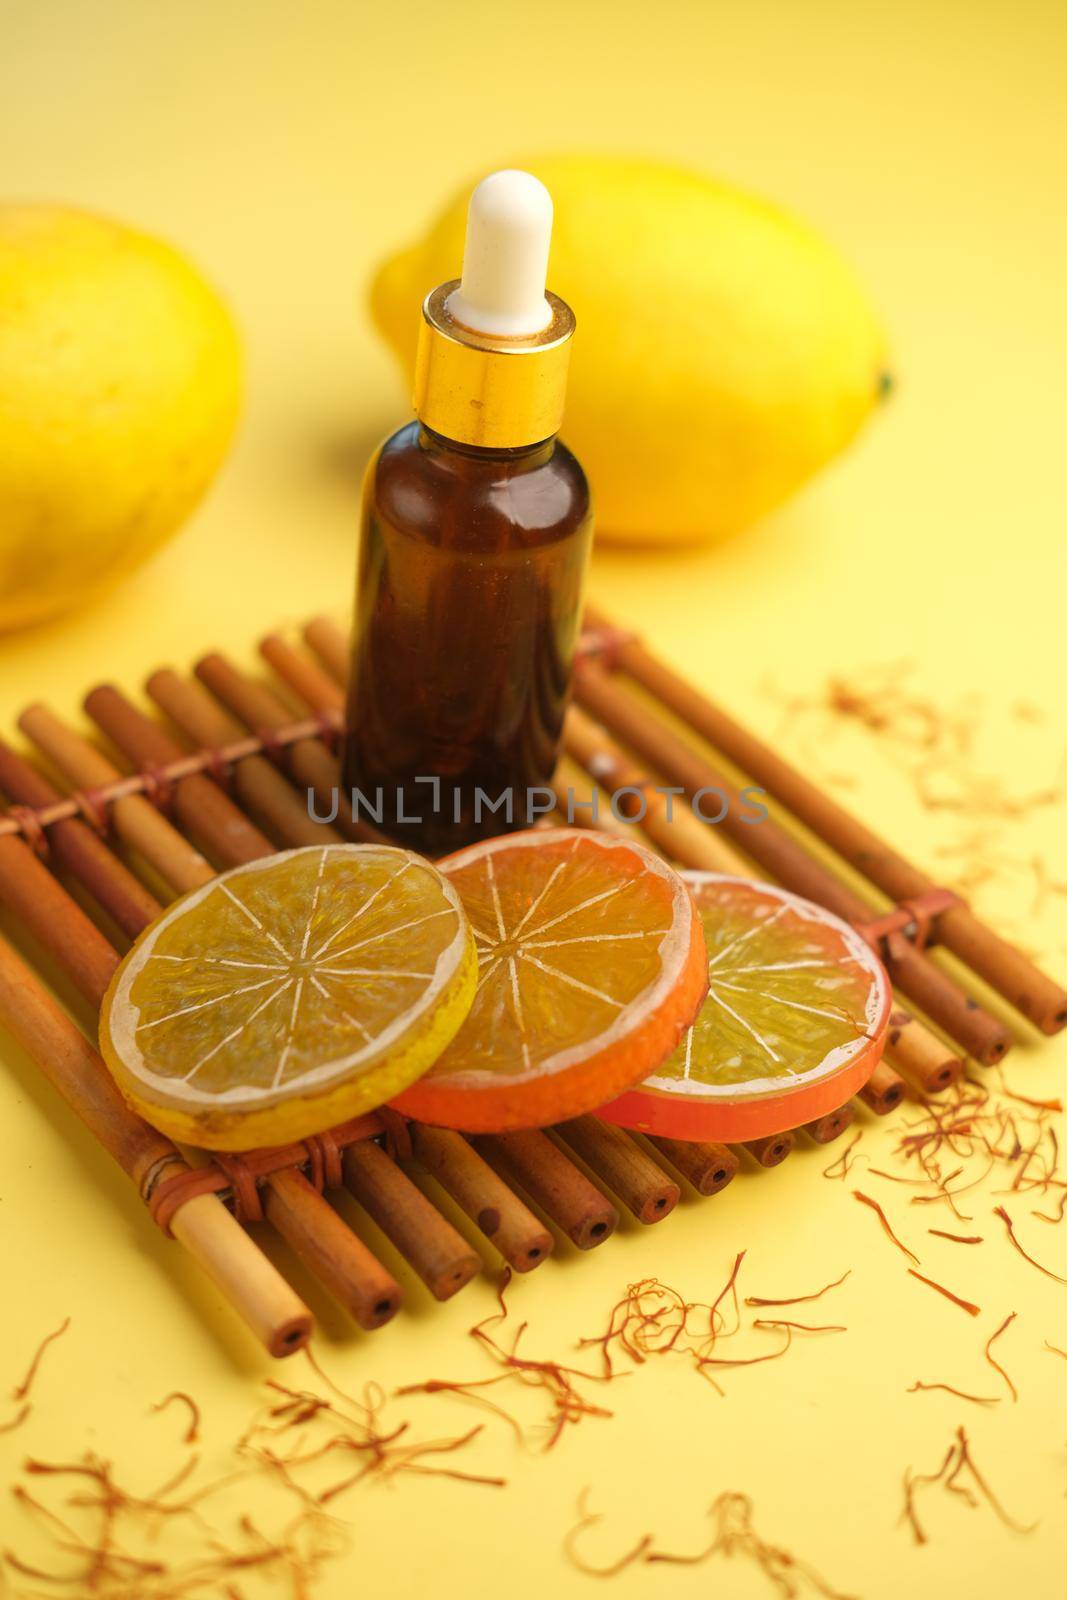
392;827;708;1132
597;873;891;1142
100;844;477;1149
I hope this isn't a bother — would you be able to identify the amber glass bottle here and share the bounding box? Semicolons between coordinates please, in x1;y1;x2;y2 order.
342;171;592;855
343;421;590;855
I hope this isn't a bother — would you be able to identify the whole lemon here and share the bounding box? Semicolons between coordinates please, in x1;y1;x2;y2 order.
372;156;888;544
0;206;240;630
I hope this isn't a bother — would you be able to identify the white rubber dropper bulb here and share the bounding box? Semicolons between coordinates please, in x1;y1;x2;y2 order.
447;170;554;338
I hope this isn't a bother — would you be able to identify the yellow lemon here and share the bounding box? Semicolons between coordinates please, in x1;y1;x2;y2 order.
0;205;240;631
371;155;889;545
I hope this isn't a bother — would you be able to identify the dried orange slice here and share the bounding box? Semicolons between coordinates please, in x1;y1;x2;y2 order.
392;828;708;1131
598;873;891;1141
100;844;476;1149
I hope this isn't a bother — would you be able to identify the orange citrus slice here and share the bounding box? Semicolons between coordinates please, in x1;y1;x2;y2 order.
392;828;708;1131
598;873;891;1142
100;844;477;1149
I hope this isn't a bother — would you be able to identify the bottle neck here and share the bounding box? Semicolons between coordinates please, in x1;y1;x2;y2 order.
417;424;556;470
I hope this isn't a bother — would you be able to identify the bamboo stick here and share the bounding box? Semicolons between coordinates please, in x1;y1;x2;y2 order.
742;1132;795;1168
0;932;312;1355
261;1169;401;1329
0;829;120;1005
85;686;275;868
803;1104;856;1144
194;653;371;843
261;634;344;715
554;1115;680;1223
304;616;349;684
884;1008;958;1093
341;1139;481;1299
573;659;1010;1066
563;706;749;874
476;1130;618;1249
647;1135;739;1196
18;705;215;896
550;755;640;840
587;613;1067;1036
859;1059;908;1114
409;1124;553;1272
0;740;161;939
145;668;343;850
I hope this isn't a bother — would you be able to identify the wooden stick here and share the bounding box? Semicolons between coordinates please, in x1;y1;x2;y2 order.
0;932;312;1355
145;668;343;850
409;1124;553;1272
554;1116;680;1223
0;740;161;939
261;634;344;715
85;685;275;868
18;705;215;897
194;653;371;843
883;1009;958;1094
647;1135;739;1197
341;1140;481;1299
0;829;120;1006
588;612;1067;1036
304;616;349;684
563;706;750;874
742;1132;796;1168
261;1169;401;1329
550;755;640;840
476;1130;618;1249
573;659;1010;1066
803;1104;856;1144
859;1059;908;1115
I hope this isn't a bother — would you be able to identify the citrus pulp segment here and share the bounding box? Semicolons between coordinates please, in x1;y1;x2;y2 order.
100;844;477;1149
597;873;891;1142
391;828;708;1131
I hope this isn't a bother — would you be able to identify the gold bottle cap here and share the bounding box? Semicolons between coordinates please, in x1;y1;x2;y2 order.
414;281;575;449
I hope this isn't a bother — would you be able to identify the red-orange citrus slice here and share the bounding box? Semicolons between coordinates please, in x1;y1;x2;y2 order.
598;873;891;1142
392;828;708;1131
100;844;477;1149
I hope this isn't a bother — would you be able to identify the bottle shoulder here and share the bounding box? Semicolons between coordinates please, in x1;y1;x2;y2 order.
367;421;590;548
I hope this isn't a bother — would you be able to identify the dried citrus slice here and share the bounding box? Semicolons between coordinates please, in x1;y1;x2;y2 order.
391;828;707;1131
100;844;476;1149
598;873;891;1142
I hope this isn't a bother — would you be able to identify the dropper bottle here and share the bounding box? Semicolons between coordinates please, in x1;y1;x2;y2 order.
342;170;593;855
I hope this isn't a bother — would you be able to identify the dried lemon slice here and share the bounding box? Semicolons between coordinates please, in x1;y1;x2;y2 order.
598;873;891;1141
392;828;708;1131
100;844;476;1149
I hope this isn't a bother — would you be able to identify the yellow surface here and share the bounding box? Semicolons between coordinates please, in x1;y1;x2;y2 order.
1;2;1066;1596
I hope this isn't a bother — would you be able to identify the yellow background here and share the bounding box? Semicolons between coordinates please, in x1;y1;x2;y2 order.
2;1;1066;1595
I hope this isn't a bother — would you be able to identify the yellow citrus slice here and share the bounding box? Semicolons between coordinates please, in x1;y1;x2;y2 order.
392;828;708;1131
100;844;477;1149
598;873;891;1141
